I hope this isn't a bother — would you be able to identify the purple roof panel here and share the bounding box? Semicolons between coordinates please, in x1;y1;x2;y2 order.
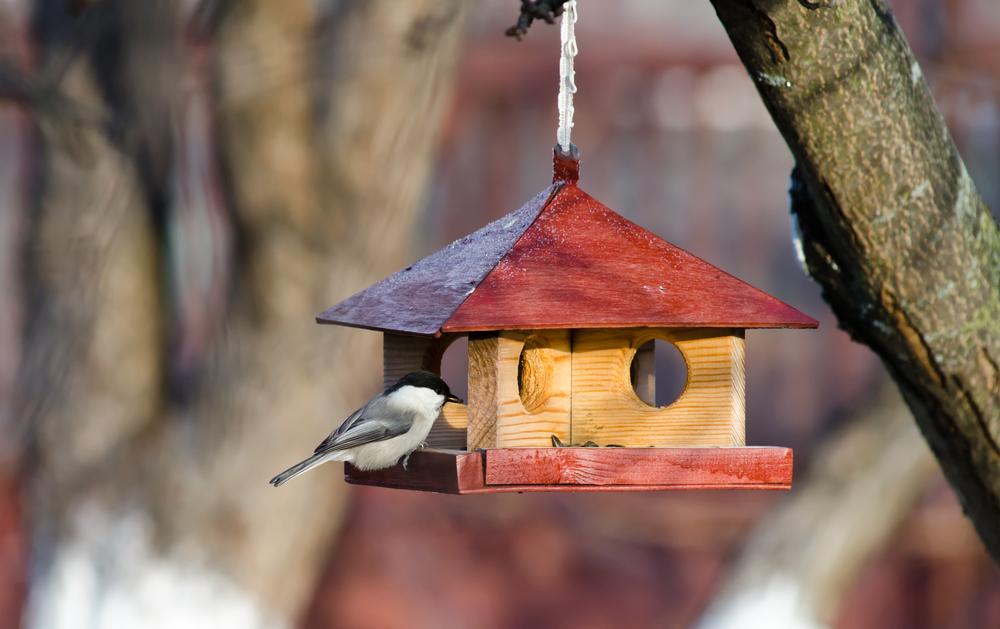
317;184;559;336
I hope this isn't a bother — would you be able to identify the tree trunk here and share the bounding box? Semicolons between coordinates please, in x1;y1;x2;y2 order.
19;1;469;627
697;384;936;628
708;0;1000;561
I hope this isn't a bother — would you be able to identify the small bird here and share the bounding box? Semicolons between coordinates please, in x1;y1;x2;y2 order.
269;371;463;486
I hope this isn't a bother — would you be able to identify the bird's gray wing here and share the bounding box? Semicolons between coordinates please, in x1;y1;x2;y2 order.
312;396;413;454
314;404;365;452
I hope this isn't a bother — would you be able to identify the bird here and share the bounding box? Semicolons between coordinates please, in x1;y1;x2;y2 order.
269;371;463;486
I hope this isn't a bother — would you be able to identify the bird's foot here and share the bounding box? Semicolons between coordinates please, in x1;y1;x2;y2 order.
401;452;412;471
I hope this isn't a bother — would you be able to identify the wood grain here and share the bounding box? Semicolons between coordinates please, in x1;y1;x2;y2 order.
466;330;572;449
466;333;500;450
495;330;572;448
484;447;792;488
444;183;818;332
570;329;746;447
344;447;793;493
383;333;467;449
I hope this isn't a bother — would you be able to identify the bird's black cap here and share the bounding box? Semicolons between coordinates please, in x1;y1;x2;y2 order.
387;371;463;403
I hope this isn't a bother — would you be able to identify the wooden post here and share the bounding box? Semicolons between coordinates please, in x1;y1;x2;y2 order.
570;328;746;447
383;332;468;449
466;333;500;450
631;340;656;406
466;330;572;450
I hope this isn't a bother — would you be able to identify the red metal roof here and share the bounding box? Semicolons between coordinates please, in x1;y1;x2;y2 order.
318;158;817;335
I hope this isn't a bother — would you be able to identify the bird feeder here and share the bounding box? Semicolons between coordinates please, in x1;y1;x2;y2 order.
317;149;817;494
317;2;815;493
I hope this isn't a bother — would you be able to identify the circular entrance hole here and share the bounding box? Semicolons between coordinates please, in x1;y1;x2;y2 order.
630;339;687;408
439;336;468;402
518;336;554;413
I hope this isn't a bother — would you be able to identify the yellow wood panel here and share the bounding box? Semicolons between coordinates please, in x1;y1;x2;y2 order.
570;328;745;447
383;333;468;449
466;330;572;449
495;330;572;448
466;333;500;450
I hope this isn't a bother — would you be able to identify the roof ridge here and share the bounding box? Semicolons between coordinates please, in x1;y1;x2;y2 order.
432;182;565;335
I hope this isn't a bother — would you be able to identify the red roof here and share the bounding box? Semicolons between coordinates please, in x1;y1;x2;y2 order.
318;157;817;336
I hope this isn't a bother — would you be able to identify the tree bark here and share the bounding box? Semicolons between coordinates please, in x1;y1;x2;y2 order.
19;1;469;627
708;0;1000;560
697;384;936;628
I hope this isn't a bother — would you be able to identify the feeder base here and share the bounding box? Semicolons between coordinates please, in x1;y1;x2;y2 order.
344;446;792;494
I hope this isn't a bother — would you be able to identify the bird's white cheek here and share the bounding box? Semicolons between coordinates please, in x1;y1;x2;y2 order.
393;386;445;418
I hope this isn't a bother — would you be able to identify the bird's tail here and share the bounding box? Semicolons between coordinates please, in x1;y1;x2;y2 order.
269;452;341;487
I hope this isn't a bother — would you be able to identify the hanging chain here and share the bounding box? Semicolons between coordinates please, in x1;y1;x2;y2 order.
556;0;578;153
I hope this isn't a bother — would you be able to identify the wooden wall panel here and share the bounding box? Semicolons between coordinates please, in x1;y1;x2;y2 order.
466;333;500;450
495;330;572;448
570;328;745;447
466;330;572;449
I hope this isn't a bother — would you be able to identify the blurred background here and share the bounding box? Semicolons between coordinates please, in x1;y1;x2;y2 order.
1;1;999;628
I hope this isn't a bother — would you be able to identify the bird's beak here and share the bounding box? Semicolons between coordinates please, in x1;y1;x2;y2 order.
446;393;464;404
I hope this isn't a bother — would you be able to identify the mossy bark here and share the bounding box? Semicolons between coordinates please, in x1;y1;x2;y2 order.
709;0;1000;560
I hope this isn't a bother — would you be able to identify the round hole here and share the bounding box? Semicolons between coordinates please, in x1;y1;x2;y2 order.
439;336;468;402
630;339;687;408
518;336;553;413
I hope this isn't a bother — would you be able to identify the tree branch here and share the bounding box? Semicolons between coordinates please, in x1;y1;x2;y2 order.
708;0;1000;559
505;0;570;40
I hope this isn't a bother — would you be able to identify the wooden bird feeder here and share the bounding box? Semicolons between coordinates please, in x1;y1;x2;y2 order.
317;149;817;494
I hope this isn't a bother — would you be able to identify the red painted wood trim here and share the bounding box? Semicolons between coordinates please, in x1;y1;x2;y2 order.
461;483;789;493
343;447;792;493
318;173;816;335
443;184;818;332
483;447;793;488
552;144;580;183
344;449;484;494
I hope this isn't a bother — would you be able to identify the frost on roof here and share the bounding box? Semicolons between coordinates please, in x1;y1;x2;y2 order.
316;184;558;336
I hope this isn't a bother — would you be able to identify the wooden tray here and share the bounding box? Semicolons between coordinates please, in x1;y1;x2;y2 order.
345;447;793;494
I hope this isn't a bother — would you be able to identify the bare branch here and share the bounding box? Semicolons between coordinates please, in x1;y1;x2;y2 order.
505;0;570;40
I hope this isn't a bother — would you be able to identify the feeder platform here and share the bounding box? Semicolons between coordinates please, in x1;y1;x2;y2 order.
345;446;793;494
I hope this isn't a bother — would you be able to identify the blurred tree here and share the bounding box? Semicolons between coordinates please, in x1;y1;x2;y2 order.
17;1;469;627
708;0;1000;562
697;383;937;627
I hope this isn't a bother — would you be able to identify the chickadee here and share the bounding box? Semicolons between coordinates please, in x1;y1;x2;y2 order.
269;371;463;486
